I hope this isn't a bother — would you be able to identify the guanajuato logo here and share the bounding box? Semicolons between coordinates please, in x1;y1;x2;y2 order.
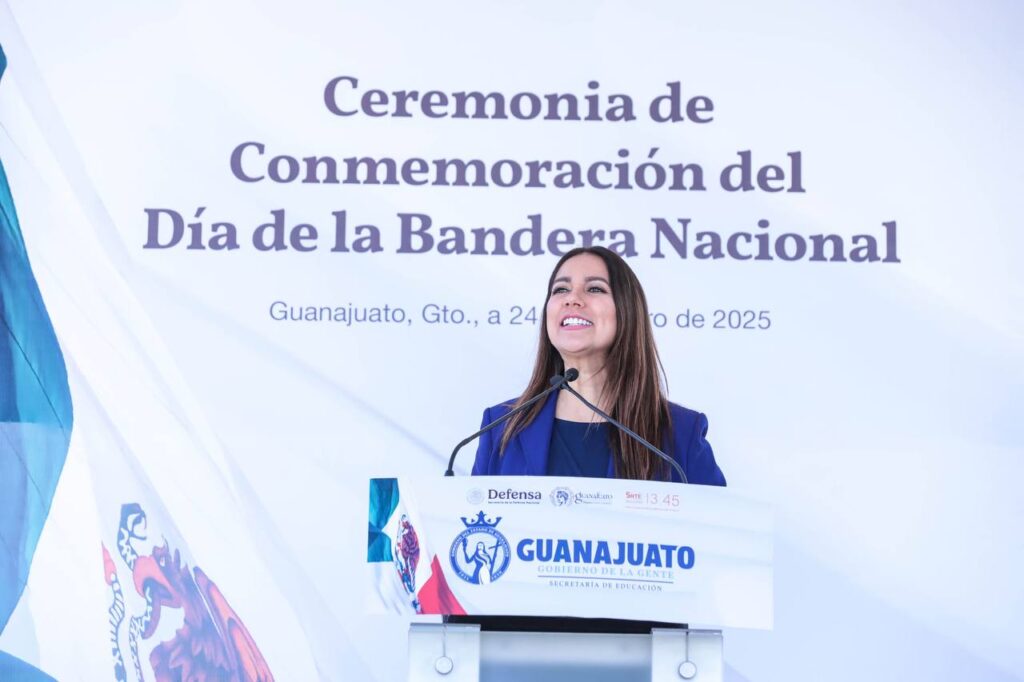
449;512;511;585
550;486;613;506
550;487;573;507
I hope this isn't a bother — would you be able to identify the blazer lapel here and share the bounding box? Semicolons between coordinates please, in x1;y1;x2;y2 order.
512;390;558;475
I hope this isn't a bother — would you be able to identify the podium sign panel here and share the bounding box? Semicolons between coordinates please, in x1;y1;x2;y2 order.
368;475;772;629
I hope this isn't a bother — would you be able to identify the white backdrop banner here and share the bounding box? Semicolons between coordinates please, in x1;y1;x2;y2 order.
0;1;1021;681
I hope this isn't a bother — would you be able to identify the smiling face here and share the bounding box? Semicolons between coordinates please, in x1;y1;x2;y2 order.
545;253;617;364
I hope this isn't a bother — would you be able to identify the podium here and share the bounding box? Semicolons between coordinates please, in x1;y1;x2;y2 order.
367;476;772;681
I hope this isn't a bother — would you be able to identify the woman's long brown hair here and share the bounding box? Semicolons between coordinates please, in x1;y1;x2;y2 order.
498;247;673;480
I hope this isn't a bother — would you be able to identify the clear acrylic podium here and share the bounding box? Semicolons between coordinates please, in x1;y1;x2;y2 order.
408;621;722;682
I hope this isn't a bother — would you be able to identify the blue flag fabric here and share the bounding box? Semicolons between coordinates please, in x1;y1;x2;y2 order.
0;650;57;682
0;43;74;640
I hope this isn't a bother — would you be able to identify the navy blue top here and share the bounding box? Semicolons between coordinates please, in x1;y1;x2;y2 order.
472;392;726;486
546;419;613;478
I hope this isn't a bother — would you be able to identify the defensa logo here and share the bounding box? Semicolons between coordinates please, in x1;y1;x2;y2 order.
449;512;512;585
487;488;542;505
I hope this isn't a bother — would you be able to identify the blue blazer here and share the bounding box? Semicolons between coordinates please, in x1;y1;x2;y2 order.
471;392;726;486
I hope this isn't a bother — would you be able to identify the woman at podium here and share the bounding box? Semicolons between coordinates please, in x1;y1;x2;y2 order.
472;246;725;485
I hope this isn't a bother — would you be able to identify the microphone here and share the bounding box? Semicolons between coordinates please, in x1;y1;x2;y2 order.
445;372;571;476
560;370;689;484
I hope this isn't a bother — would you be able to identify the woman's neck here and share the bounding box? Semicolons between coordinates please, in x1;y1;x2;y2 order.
555;357;609;422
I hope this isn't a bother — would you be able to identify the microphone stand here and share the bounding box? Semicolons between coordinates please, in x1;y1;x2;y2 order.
560;381;688;484
444;372;572;476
